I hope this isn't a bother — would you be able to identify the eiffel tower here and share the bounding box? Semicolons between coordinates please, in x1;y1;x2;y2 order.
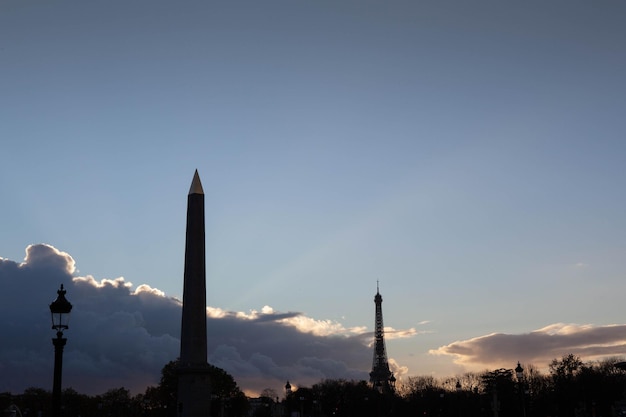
369;282;396;392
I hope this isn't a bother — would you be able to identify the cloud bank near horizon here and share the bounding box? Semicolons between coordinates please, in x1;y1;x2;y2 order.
0;244;414;396
431;323;626;371
2;244;624;396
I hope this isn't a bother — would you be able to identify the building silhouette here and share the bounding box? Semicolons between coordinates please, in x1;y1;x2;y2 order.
369;282;396;392
177;170;212;417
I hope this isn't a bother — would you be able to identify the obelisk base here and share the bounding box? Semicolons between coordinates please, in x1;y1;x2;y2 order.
177;365;212;417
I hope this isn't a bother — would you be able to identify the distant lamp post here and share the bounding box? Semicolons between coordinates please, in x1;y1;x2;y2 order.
456;380;462;417
515;362;526;417
515;362;523;380
50;284;72;417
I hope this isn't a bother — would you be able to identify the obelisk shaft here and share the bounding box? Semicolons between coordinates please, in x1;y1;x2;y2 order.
180;170;207;364
178;170;211;417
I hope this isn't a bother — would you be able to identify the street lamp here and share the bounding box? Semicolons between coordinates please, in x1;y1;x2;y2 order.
456;380;462;417
515;362;526;417
515;362;523;380
50;284;72;417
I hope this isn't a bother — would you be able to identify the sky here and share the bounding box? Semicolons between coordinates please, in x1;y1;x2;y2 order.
1;0;626;397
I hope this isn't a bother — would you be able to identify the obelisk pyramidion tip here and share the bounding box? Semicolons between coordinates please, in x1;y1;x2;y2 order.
188;170;204;195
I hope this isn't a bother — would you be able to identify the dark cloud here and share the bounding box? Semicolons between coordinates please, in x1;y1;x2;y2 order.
0;244;381;395
431;323;626;370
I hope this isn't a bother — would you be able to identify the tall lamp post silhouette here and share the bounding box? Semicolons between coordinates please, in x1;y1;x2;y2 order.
515;362;526;417
50;284;72;417
456;380;462;417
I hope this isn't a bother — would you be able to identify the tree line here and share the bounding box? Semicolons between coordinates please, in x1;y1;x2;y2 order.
3;354;626;417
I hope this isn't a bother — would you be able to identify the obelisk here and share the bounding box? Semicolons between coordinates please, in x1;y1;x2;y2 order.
177;170;212;417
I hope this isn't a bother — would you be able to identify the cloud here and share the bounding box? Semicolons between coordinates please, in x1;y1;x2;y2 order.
385;327;421;340
430;323;626;371
389;358;409;380
0;244;415;396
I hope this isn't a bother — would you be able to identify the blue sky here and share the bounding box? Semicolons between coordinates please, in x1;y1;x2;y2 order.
1;0;626;395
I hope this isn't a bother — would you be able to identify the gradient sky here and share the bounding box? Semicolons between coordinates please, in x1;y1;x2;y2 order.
2;0;626;396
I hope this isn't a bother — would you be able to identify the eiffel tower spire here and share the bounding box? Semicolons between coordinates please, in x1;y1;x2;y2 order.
369;281;395;392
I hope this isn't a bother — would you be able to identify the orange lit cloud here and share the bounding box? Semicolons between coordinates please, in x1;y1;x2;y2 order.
430;323;626;371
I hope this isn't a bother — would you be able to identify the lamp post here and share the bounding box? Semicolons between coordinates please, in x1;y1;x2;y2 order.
515;362;526;417
389;374;396;392
50;284;72;417
456;380;462;417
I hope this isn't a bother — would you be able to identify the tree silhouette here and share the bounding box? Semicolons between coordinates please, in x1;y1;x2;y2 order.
150;359;248;417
